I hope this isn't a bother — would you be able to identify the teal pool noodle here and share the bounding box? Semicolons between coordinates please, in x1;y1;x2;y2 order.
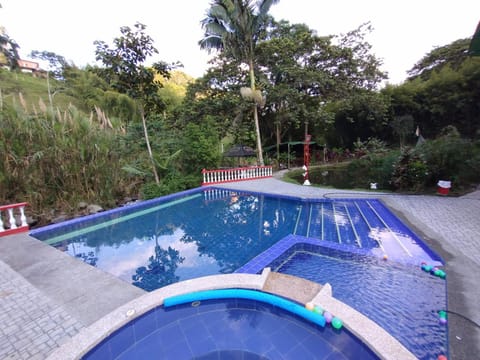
163;289;326;327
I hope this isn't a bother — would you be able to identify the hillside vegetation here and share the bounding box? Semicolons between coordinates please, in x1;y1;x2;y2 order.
1;18;479;226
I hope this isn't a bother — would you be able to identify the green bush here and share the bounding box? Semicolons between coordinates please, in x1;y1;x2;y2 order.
140;174;202;200
391;148;429;192
345;150;398;190
353;137;388;158
416;126;480;190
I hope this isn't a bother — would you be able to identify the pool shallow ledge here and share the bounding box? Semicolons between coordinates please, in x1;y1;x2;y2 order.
46;268;416;360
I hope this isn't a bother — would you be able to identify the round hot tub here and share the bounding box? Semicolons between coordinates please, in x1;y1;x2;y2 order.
84;289;379;360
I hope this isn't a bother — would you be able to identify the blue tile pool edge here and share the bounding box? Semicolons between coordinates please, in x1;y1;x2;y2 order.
235;233;440;274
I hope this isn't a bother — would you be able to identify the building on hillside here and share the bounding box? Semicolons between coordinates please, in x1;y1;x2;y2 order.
17;59;39;72
16;59;47;78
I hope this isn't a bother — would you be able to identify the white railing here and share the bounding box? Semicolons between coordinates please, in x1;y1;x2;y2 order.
0;202;29;237
202;166;273;186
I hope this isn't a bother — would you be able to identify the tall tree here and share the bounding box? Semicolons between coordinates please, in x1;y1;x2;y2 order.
199;0;279;166
0;28;19;70
93;23;176;184
407;38;471;81
29;50;69;79
256;21;387;153
93;23;173;115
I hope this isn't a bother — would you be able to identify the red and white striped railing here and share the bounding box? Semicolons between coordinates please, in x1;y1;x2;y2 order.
202;166;273;186
0;202;29;237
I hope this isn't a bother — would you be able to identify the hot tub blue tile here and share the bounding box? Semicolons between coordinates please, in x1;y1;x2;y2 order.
115;345;139;360
236;298;257;310
156;308;181;327
83;339;111;360
325;350;348;359
179;316;209;341
206;324;245;349
187;335;218;356
132;309;157;342
108;324;135;359
163;338;194;360
270;326;301;354
285;322;316;343
156;322;185;347
243;351;270;360
284;342;323;360
242;333;274;354
133;331;165;359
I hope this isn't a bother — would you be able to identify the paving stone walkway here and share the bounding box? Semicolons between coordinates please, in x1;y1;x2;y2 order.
0;261;84;360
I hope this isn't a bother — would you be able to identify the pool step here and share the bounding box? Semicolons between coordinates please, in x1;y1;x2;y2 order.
263;271;323;304
294;200;419;259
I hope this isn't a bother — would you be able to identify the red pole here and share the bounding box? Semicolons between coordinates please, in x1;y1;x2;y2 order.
303;134;311;185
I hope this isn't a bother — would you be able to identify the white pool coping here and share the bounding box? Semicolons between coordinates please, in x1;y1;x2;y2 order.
47;268;415;360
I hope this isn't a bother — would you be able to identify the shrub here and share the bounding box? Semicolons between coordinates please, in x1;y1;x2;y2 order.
353;137;388;158
391;148;429;192
416;126;480;190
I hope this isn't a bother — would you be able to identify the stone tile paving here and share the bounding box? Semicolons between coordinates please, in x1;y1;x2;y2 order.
0;261;84;360
387;194;480;266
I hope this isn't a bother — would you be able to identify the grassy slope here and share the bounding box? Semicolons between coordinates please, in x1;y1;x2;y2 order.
0;70;84;113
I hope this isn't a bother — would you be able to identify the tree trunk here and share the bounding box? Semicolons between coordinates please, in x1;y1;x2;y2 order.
275;121;281;162
249;60;264;166
141;108;160;185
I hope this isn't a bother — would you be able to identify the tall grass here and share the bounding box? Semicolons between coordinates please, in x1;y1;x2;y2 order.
0;98;138;224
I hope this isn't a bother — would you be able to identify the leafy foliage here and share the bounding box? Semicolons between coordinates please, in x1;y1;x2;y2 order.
0;30;20;70
390;114;414;147
200;0;280;165
327;90;390;148
383;39;480;140
407;39;471;81
93;22;175;115
0;103;134;223
416;126;480;189
391;148;429;192
30;50;69;79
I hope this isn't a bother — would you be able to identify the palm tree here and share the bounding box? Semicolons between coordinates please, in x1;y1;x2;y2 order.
199;0;279;166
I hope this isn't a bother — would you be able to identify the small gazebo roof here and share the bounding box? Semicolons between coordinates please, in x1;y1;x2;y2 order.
224;144;256;157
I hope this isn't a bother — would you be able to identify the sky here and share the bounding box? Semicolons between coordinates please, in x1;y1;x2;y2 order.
1;0;479;84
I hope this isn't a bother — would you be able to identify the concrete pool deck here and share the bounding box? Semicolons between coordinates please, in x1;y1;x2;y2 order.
0;173;479;359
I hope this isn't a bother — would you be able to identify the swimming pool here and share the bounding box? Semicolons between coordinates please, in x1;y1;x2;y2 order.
83;292;379;360
31;187;447;359
31;187;441;292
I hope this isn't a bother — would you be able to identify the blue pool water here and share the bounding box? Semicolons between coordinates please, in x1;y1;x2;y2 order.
84;297;379;360
268;244;447;360
30;187;447;358
31;188;441;292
